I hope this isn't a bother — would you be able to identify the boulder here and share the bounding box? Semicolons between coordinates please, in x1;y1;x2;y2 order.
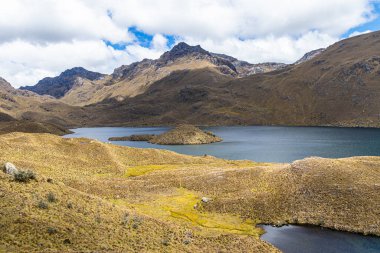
201;197;211;203
3;162;18;175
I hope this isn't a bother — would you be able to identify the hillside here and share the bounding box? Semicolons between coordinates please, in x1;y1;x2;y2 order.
0;120;72;135
78;31;380;127
0;76;89;127
0;132;379;252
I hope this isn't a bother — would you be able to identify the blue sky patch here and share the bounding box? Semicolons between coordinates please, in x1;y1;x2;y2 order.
342;2;380;37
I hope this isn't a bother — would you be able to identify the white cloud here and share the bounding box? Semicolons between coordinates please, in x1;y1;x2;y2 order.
182;31;336;63
0;0;378;87
0;0;131;43
107;0;375;39
348;30;373;37
0;39;168;87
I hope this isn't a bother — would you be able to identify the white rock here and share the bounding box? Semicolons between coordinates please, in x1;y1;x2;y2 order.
201;197;211;203
3;162;18;175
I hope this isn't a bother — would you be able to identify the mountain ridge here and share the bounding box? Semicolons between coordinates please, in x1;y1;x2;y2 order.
20;42;290;106
73;30;380;128
2;31;380;128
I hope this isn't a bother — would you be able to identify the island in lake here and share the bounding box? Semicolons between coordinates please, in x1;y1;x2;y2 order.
109;124;222;145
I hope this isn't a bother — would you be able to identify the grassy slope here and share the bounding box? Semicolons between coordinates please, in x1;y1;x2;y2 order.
0;121;72;136
0;133;379;252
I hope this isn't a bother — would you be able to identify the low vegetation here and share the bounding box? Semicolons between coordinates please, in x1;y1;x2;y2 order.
13;170;36;183
109;134;155;141
0;132;379;252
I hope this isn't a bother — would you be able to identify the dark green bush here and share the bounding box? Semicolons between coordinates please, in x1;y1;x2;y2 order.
47;192;57;202
38;200;48;209
47;227;57;235
14;170;36;183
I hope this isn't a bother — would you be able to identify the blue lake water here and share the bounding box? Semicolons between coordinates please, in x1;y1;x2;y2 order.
65;126;380;162
65;126;380;253
260;225;380;253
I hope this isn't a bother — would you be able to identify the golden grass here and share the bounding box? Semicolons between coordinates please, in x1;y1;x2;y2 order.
125;164;179;177
113;188;263;237
0;132;379;252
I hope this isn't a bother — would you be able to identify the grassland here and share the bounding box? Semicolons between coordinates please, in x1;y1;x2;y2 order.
0;132;379;252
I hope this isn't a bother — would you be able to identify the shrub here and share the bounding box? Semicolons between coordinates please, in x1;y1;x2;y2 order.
131;216;143;229
47;227;57;235
121;212;130;225
38;200;48;209
14;170;36;183
161;239;170;246
47;192;57;202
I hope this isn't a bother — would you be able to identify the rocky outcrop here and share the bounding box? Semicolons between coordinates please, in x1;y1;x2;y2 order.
3;162;18;175
211;53;287;77
149;124;222;145
294;48;325;65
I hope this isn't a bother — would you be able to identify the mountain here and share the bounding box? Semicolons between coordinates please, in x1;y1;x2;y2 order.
5;31;380;128
294;48;325;65
0;76;87;127
20;43;285;106
20;67;105;98
76;30;380;127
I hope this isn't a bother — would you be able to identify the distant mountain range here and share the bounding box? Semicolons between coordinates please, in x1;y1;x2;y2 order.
1;31;380;128
20;42;295;106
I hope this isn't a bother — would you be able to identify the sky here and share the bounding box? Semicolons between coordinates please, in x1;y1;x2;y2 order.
0;0;380;87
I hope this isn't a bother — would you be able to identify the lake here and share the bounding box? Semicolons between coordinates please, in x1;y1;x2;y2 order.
65;126;380;253
65;126;380;162
260;225;380;253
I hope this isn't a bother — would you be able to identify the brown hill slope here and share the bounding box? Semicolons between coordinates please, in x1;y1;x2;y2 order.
80;30;380;127
0;121;72;135
0;77;88;127
0;132;379;252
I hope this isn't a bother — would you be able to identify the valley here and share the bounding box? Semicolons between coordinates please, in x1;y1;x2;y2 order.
1;22;380;253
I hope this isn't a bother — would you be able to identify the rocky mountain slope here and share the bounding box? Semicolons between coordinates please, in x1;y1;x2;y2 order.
294;48;325;65
20;67;105;98
77;30;380;127
211;53;287;77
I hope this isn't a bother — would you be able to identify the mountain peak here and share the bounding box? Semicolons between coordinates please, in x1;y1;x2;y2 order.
160;42;210;61
20;67;105;98
294;48;325;65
